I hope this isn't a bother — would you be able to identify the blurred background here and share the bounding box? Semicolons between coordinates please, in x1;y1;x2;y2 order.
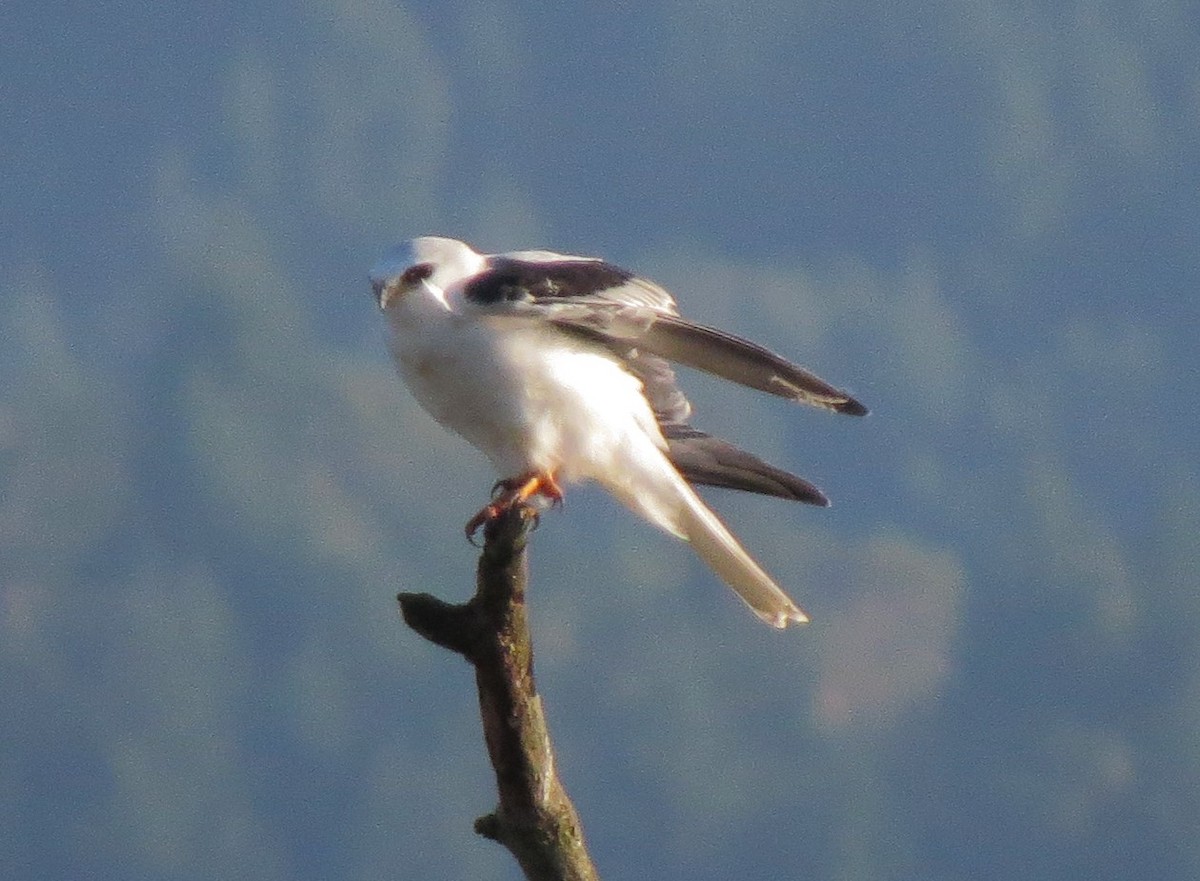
3;1;1198;879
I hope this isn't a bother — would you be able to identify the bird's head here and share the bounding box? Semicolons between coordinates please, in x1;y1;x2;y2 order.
370;236;485;309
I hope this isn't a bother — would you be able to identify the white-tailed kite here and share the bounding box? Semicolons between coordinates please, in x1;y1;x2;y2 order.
372;236;866;628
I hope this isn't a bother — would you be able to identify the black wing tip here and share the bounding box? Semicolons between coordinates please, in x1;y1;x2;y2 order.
835;397;870;417
787;478;830;507
769;481;829;507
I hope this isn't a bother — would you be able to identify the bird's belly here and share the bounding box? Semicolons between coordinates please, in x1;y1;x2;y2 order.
392;320;662;480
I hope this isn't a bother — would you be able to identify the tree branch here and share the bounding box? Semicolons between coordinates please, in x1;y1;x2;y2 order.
398;505;600;881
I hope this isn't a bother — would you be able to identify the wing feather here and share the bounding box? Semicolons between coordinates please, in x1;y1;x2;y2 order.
633;316;868;415
663;425;829;506
458;256;864;416
454;252;865;503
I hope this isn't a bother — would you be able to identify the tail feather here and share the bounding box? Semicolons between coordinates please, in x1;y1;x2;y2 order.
603;438;809;628
674;481;809;628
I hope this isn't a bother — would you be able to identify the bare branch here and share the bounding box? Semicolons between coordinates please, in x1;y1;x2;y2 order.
398;505;600;881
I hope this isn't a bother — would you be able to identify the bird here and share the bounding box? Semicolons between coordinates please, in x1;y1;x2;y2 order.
371;236;866;628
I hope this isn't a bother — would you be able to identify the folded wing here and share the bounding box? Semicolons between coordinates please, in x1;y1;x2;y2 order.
663;425;829;506
458;253;866;504
632;316;868;416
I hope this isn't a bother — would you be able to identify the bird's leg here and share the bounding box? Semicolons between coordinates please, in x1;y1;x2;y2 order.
466;470;564;543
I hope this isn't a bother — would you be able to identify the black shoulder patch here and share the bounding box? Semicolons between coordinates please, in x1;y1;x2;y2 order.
464;257;634;304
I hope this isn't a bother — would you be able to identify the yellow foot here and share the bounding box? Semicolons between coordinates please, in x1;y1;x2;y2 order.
465;470;564;544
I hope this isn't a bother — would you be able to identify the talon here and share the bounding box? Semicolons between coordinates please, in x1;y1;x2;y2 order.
465;504;501;545
463;470;563;545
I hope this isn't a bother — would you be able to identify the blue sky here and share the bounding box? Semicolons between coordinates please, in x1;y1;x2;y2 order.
3;2;1198;879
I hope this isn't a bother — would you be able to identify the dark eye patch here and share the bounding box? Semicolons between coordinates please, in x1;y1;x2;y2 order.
401;263;434;285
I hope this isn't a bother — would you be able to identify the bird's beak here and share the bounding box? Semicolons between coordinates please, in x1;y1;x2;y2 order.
372;278;391;310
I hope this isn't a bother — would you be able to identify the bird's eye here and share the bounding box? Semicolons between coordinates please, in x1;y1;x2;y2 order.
402;263;434;285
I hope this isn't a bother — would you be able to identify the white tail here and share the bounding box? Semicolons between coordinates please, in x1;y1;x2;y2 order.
675;485;809;628
599;435;810;628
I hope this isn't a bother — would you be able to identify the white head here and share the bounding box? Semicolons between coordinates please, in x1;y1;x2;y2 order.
370;236;486;309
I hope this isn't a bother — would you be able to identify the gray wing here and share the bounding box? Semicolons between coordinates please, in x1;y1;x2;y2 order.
626;316;869;416
460;254;864;504
623;346;831;505
461;255;867;416
572;328;832;506
663;424;830;506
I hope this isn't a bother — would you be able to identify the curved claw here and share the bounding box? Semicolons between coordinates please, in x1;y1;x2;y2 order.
465;504;500;546
464;471;562;546
465;499;540;546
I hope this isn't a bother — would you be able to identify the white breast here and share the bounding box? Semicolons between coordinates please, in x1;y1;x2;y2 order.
386;295;665;484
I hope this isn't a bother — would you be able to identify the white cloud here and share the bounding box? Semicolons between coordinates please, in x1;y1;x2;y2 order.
813;531;965;731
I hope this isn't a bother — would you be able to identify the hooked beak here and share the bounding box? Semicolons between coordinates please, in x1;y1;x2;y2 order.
372;277;391;309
